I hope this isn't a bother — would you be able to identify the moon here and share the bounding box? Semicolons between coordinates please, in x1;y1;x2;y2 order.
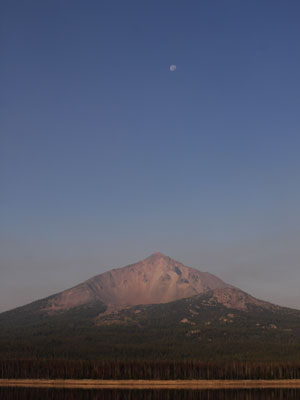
169;65;177;72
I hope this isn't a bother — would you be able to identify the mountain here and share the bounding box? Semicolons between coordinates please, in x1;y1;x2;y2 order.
42;252;230;313
1;252;300;362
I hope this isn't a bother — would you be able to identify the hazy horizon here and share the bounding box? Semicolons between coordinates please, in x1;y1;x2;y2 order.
1;249;300;313
1;1;300;313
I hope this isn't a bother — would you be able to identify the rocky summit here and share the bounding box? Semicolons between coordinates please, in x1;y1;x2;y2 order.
43;252;230;313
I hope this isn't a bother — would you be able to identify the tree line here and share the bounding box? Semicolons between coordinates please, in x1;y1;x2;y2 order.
1;387;300;400
1;359;300;380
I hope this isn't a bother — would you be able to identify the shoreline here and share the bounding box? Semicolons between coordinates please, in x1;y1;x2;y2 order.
1;379;300;389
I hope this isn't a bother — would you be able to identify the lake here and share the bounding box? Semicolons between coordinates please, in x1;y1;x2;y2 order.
1;388;300;399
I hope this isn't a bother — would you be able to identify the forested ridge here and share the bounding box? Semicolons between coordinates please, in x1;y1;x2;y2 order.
1;297;300;362
2;281;300;365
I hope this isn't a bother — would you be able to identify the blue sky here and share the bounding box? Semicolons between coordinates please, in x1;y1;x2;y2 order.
1;0;300;311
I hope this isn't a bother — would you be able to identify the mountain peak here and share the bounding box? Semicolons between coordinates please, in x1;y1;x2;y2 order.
43;253;229;313
151;251;166;257
146;251;168;260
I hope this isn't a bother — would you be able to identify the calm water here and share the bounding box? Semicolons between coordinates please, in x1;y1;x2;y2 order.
1;388;300;400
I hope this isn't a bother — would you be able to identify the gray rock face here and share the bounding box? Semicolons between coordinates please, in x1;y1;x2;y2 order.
44;252;230;313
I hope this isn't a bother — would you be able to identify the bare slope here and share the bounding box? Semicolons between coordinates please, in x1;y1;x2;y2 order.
44;252;230;313
1;253;300;361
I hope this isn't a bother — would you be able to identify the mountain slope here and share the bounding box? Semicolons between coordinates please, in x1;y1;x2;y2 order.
1;286;300;361
38;252;231;313
1;253;300;362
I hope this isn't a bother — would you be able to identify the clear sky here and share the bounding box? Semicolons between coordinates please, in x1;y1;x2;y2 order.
1;0;300;312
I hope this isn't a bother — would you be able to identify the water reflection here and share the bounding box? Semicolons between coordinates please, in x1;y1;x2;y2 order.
1;388;300;400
